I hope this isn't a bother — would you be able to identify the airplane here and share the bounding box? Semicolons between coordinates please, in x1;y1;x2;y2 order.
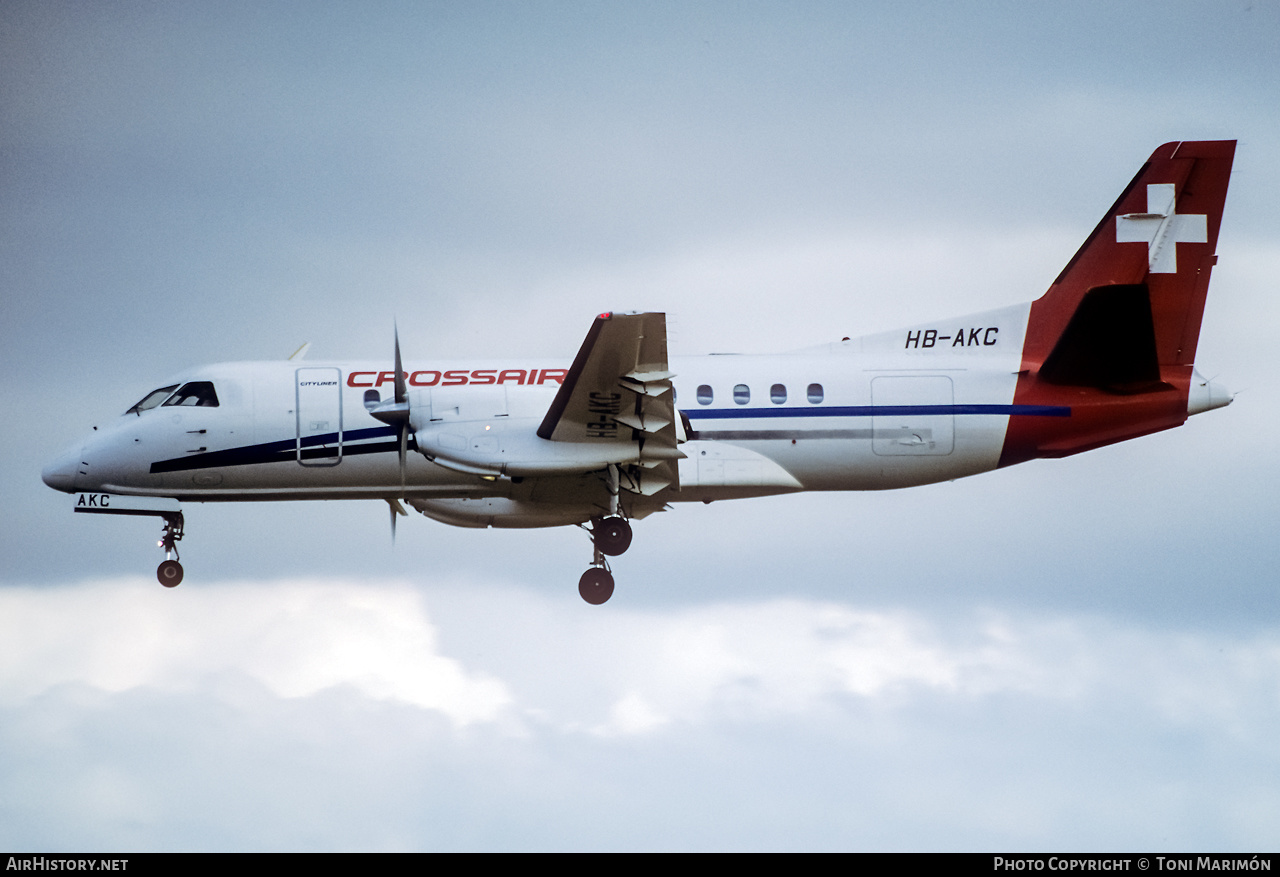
42;140;1237;604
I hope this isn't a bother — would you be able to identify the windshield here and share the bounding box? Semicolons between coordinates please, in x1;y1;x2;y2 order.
126;384;179;415
162;381;219;408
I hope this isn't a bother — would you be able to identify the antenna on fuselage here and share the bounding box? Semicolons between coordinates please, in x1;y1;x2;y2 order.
288;342;311;361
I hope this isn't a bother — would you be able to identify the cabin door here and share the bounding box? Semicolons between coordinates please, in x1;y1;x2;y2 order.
295;368;344;466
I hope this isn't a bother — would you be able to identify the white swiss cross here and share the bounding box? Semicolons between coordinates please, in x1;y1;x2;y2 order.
1115;183;1207;274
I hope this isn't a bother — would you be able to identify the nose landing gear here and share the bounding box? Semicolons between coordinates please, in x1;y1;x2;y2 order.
156;512;185;587
69;494;189;588
158;559;183;587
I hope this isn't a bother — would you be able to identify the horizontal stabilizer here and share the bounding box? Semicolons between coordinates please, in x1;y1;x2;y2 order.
1038;284;1165;392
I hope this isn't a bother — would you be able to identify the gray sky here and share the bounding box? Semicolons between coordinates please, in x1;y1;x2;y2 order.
3;0;1280;851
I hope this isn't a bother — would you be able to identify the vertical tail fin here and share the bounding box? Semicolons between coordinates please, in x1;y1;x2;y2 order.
1032;140;1235;370
1000;140;1236;466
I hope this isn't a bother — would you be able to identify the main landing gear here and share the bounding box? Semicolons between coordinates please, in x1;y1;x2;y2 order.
579;514;631;605
156;512;185;587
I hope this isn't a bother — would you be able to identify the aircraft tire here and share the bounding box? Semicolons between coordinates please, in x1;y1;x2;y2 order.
593;516;632;556
578;568;614;605
157;560;184;588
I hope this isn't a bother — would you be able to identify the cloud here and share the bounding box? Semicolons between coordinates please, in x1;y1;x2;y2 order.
0;578;510;725
3;577;1279;850
7;578;1280;735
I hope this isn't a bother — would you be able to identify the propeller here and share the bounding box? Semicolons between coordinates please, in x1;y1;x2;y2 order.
369;323;414;542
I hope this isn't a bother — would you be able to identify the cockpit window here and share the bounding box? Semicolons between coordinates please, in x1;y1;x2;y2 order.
126;384;179;415
163;381;219;408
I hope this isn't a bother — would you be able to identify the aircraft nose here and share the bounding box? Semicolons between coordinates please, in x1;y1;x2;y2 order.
42;447;80;493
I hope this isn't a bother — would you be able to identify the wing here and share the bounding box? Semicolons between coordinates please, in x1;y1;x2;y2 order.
408;312;684;494
537;311;683;495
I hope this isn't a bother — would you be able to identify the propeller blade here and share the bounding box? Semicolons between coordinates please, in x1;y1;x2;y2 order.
394;322;408;487
387;498;407;544
398;423;407;488
394;323;407;405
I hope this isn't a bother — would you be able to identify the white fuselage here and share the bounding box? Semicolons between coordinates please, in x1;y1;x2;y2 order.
45;302;1042;517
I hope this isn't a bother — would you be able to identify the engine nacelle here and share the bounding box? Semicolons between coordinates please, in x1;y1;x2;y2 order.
412;415;682;478
408;496;594;529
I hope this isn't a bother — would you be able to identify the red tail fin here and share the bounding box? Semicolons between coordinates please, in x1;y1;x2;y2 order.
999;140;1236;467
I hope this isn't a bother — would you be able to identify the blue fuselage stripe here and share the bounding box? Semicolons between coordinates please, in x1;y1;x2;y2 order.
149;425;399;473
687;404;1070;420
148;406;1071;474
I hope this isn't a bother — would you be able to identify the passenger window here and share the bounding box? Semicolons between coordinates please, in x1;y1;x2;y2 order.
696;385;714;405
126;384;179;415
807;383;824;404
770;383;787;404
163;381;219;408
733;384;750;405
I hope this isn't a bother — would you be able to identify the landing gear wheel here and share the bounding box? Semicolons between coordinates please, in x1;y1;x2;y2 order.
157;560;184;588
578;567;615;605
155;512;185;588
593;516;632;556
